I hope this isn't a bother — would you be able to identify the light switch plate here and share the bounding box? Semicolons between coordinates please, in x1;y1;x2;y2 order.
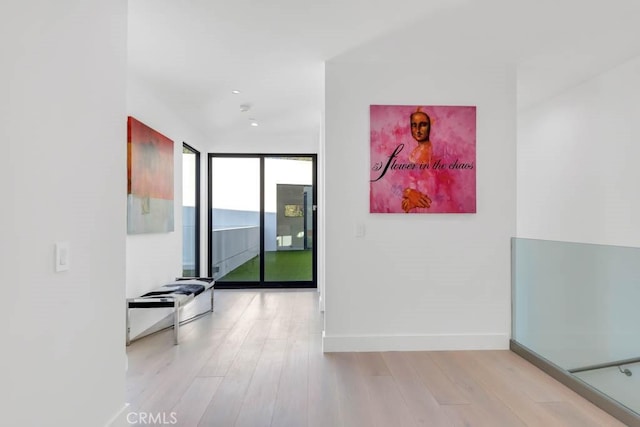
55;241;70;272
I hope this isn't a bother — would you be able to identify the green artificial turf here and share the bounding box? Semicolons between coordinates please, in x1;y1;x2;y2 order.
219;250;312;282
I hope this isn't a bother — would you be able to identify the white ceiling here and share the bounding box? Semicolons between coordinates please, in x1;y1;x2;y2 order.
128;0;640;146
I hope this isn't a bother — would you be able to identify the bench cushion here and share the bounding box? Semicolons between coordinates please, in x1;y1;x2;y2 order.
141;284;205;298
129;279;214;308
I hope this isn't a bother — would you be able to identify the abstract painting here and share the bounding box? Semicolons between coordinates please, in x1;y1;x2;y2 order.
127;116;174;233
370;105;476;213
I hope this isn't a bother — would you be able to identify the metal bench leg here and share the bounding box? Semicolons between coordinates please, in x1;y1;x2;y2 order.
174;299;180;345
210;288;214;313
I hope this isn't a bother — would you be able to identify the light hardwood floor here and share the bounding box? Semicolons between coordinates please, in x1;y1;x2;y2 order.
125;289;625;427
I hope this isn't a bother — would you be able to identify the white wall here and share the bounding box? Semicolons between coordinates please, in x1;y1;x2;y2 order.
1;0;127;425
518;55;640;247
210;129;319;155
324;59;516;351
318;106;326;312
126;73;210;338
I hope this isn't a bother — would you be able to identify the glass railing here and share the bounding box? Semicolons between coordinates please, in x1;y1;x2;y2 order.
511;237;640;421
211;226;260;281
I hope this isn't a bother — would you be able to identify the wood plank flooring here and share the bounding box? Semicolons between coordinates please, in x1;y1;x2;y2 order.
125;289;625;427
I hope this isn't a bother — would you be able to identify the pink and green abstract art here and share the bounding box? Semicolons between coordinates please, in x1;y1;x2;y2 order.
370;105;476;214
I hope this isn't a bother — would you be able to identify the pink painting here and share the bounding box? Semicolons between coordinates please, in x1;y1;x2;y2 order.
370;105;476;213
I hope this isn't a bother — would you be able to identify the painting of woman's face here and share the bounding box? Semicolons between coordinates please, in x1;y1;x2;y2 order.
410;112;430;142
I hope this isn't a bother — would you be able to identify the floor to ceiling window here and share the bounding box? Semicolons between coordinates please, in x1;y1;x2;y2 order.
182;143;200;277
208;154;316;288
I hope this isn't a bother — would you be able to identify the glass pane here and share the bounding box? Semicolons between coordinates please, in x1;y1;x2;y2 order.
264;157;313;282
211;157;261;282
182;146;197;277
512;237;640;414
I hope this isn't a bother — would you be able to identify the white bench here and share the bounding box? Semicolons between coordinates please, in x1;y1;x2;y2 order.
126;278;214;345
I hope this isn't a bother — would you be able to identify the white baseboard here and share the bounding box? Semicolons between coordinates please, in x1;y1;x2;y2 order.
322;332;509;352
104;403;130;427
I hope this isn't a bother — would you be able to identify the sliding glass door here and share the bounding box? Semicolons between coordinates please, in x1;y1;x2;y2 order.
208;154;316;288
209;156;261;283
264;157;314;282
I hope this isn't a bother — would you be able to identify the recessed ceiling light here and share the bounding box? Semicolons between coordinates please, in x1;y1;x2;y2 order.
250;121;259;127
232;90;241;94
